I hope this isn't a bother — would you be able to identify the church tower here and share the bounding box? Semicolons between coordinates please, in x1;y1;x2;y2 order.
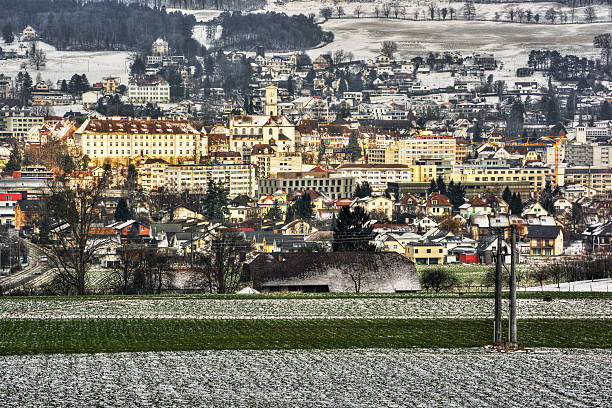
265;85;278;116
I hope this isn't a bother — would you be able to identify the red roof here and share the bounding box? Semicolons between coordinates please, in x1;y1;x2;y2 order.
426;192;452;207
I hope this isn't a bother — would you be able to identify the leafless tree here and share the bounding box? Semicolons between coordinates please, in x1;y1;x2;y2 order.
382;3;392;18
41;168;112;295
584;6;597;23
29;43;47;70
336;5;344;18
380;40;398;59
354;5;362;18
209;232;252;294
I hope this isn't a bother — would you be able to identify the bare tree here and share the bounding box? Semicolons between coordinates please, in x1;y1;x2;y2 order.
545;7;557;24
210;232;252;294
354;5;362;18
29;43;47;70
594;33;612;66
584;6;597;23
374;5;380;17
336;5;344;18
41;168;112;295
380;40;398;59
382;3;392;18
334;49;346;65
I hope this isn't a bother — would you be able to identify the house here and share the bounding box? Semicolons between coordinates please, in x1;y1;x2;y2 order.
281;219;319;236
14;200;43;230
172;206;204;221
526;225;563;256
553;198;572;214
476;235;510;264
354;196;394;220
22;26;37;41
423;192;452;216
582;221;612;253
246;252;421;293
108;220;150;239
522;202;549;217
228;195;258;223
405;243;445;265
313;54;332;71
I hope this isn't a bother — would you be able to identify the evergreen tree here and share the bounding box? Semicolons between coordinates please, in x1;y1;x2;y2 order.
126;164;138;191
355;182;372;198
292;193;314;219
502;186;512;205
347;131;362;162
472;120;483;142
203;180;229;220
2;23;13;44
266;200;282;221
3;143;21;174
114;197;132;222
539;181;556;215
601;101;611;121
332;206;374;252
546;93;561;125
510;192;524;215
447;181;465;210
318;140;326;162
506;99;525;138
285;203;296;223
436;175;447;196
428;179;438;194
59;154;75;175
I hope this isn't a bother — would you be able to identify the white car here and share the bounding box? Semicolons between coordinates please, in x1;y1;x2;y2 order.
40;256;48;262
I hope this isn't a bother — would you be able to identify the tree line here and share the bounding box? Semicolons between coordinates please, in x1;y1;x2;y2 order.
0;0;204;54
214;12;333;51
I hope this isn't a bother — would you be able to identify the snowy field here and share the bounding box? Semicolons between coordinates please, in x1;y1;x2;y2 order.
526;278;612;293
0;348;610;407
0;40;131;86
1;296;610;319
310;19;611;66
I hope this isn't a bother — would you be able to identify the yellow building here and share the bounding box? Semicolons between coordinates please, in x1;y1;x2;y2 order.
405;243;445;265
354;196;394;220
76;117;204;165
451;166;552;192
407;164;438;182
137;158;170;190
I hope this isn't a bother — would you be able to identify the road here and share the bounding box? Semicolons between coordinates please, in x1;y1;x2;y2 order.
0;239;54;293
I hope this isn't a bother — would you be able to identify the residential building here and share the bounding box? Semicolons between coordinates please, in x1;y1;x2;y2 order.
335;164;413;193
526;225;564;256
163;162;256;197
258;171;354;200
0;108;45;140
399;134;456;165
152;38;169;56
405;243;445;265
354;196;394;220
102;77;121;93
127;75;170;104
75;117;204;165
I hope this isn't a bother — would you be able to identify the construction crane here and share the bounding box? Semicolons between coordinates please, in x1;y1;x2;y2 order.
472;134;566;187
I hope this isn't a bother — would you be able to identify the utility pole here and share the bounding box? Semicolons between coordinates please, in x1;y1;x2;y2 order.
509;226;518;347
494;228;503;345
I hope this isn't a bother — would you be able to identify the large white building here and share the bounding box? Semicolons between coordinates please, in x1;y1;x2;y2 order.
163;163;256;197
399;134;456;165
128;75;170;104
229;85;296;152
75;117;204;165
335;164;413;193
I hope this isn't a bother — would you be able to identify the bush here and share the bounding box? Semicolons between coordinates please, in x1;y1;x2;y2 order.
421;268;459;293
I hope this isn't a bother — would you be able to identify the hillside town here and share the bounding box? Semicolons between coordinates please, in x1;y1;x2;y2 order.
0;28;611;294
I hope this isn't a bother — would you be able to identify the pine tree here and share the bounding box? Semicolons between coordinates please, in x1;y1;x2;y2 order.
126;164;138;191
355;182;372;198
292;193;314;219
601;101;611;121
115;197;132;222
502;186;512;205
3;143;21;174
203;180;229;220
318;140;326;162
266;200;282;221
447;181;465;210
428;179;438;194
2;23;14;44
436;175;447;196
347;131;362;162
332;206;374;252
506;99;525;138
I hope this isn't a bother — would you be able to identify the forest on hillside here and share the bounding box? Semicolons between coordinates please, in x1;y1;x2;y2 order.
0;0;205;55
215;12;333;51
89;0;265;11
